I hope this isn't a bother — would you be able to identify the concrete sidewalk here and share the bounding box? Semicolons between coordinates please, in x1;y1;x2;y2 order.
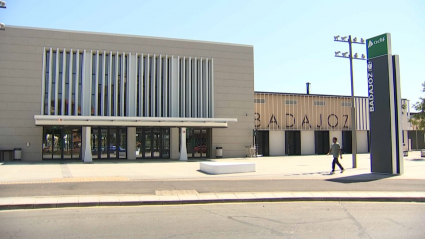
1;152;424;184
1;191;424;210
1;152;424;210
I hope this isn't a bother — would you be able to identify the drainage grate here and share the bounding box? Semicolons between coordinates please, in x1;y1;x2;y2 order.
155;190;199;196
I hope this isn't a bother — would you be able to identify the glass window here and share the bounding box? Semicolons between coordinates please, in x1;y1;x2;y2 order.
117;55;121;116
91;128;99;159
124;55;128;116
285;100;297;105
136;127;170;159
65;52;70;115
58;51;63;115
72;52;77;115
42;127;82;160
119;128;127;159
51;51;57;115
44;51;50;115
91;54;96;116
42;127;53;159
111;54;116;116
78;53;83;115
314;101;326;106
186;128;210;158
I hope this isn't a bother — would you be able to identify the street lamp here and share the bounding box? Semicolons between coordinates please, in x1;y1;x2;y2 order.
334;35;365;168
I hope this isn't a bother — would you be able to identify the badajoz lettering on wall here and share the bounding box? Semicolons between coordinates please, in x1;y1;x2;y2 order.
254;113;350;129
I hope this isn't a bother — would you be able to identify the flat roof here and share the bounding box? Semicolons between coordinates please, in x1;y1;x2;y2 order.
255;91;408;101
8;25;253;48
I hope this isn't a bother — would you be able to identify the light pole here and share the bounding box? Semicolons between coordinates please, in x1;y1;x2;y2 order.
334;35;365;168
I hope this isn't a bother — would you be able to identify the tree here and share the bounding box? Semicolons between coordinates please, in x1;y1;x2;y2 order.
410;82;425;131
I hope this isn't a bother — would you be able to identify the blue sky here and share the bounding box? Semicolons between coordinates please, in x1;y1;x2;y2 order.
3;0;425;109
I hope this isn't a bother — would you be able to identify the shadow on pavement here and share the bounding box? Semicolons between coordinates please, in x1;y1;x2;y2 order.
406;158;425;162
326;173;398;183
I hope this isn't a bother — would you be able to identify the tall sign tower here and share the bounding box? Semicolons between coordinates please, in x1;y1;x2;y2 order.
366;33;403;174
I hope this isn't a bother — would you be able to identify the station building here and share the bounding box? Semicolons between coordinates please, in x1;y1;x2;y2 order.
0;26;254;161
407;112;425;150
254;91;411;156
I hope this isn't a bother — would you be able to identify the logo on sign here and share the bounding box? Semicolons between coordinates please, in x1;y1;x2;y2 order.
367;61;375;112
368;36;385;49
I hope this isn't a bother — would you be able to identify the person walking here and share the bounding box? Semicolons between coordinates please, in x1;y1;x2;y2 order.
327;137;344;174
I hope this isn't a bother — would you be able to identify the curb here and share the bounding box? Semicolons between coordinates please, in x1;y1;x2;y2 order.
1;196;424;210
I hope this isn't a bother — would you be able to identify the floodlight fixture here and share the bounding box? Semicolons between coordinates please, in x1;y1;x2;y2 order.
332;34;367;168
0;1;5;8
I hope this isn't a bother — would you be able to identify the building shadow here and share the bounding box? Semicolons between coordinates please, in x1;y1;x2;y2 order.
406;158;424;162
326;173;398;184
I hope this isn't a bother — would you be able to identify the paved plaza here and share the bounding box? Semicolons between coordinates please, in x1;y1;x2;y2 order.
0;152;424;184
1;152;424;210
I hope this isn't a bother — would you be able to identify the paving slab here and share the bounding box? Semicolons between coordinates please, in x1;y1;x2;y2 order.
291;192;314;198
215;193;238;200
234;193;257;199
196;193;219;202
347;192;372;197
329;192;352;198
272;192;294;198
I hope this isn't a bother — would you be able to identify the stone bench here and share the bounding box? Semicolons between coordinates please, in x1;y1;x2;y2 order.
200;162;256;175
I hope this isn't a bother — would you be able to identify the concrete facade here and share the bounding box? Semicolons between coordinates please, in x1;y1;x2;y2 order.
254;92;410;156
0;26;254;161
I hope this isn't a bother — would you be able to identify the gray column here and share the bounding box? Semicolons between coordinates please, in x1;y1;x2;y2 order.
127;53;137;117
171;56;179;117
82;50;92;116
170;128;179;160
179;128;188;161
127;127;136;160
82;126;93;163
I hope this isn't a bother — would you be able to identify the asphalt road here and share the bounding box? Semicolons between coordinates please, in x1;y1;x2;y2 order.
1;202;424;239
0;177;424;197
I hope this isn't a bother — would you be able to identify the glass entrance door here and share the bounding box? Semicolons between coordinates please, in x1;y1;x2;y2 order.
136;127;170;159
186;128;210;158
91;127;127;159
152;128;161;158
42;127;82;160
